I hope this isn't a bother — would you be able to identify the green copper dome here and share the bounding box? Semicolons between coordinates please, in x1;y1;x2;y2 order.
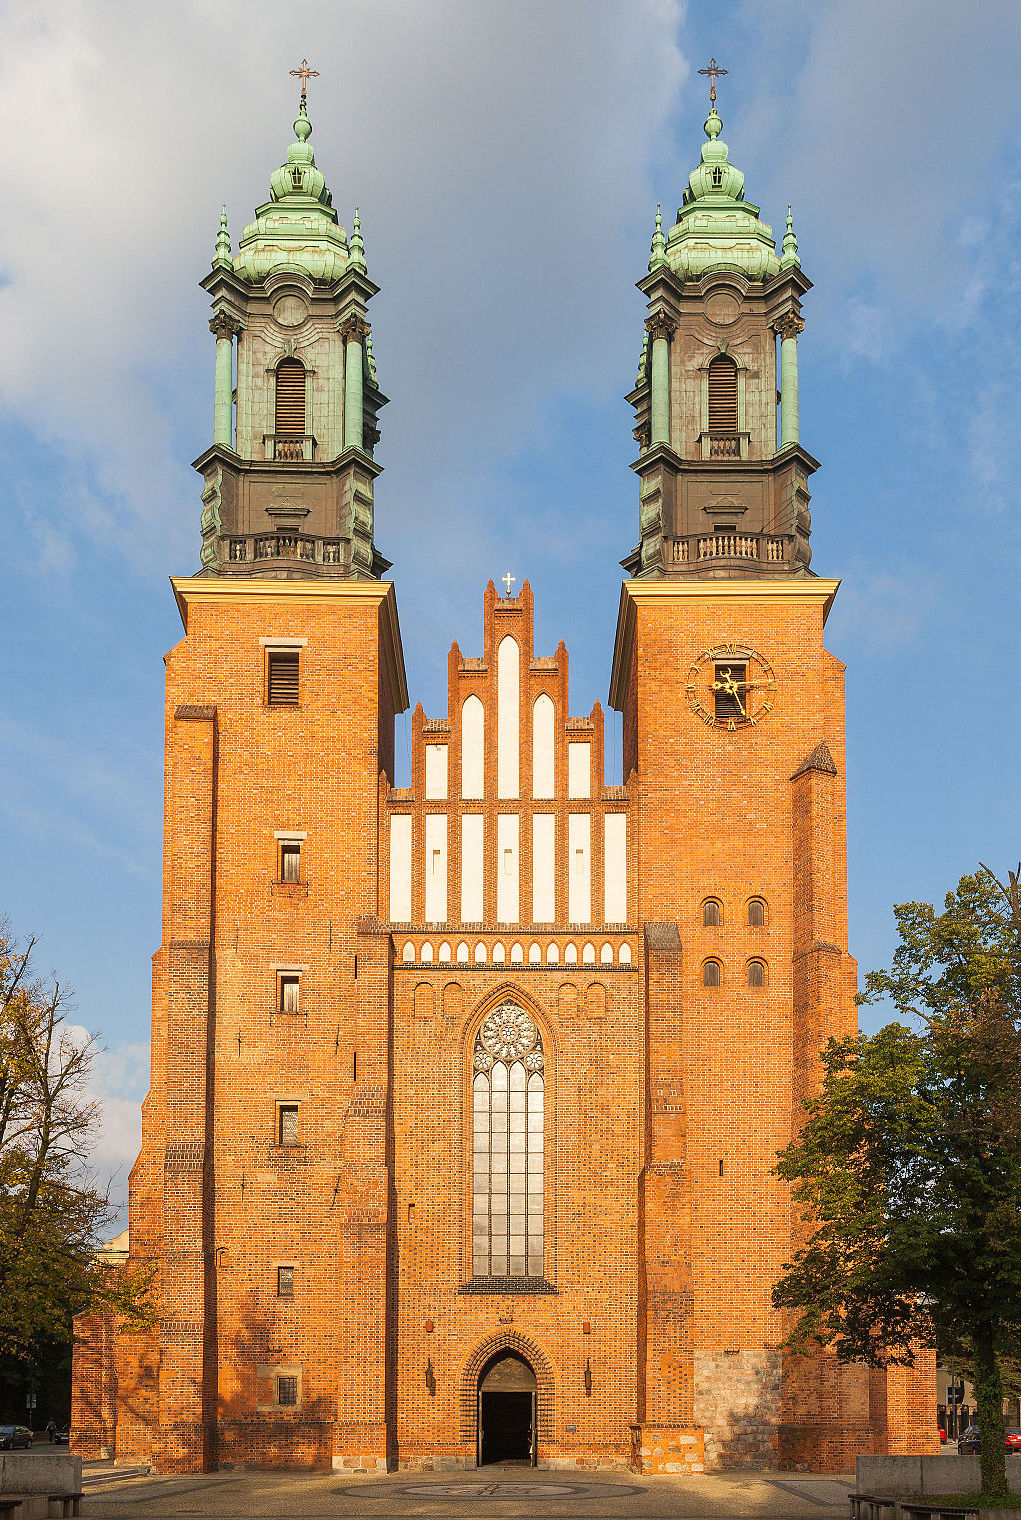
657;107;780;283
233;101;352;283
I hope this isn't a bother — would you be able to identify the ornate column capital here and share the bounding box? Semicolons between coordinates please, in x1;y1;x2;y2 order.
774;312;805;341
645;311;677;342
339;313;369;344
209;311;242;340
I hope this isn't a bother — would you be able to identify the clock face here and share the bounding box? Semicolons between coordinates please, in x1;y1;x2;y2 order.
685;645;776;730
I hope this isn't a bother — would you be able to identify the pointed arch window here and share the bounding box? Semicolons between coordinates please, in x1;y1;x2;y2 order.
275;359;306;436
472;1002;544;1280
707;354;738;434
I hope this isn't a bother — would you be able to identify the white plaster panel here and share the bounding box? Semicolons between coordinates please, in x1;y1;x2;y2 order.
461;814;484;923
388;814;412;922
604;813;628;923
497;637;520;798
497;813;520;925
461;696;484;800
425;744;448;800
568;742;591;799
532;694;555;799
532;813;555;924
424;813;448;924
568;812;591;925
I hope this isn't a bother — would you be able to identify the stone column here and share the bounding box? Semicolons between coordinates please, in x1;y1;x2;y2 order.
646;314;675;448
342;315;369;452
776;313;804;450
209;313;239;449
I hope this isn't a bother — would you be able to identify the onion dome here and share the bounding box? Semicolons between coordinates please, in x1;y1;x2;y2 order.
660;108;781;283
233;100;352;283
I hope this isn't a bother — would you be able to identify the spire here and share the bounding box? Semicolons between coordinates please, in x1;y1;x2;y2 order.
365;330;378;385
348;206;366;273
780;204;801;269
648;203;667;270
212;204;232;270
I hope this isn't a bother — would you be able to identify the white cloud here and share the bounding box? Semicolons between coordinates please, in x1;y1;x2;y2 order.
0;0;687;573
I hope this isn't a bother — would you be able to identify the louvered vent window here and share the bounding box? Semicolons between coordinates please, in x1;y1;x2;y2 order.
267;650;299;706
707;355;738;433
747;959;766;988
748;898;766;927
713;663;747;724
275;359;306;435
703;959;722;988
703;898;722;928
279;974;300;1014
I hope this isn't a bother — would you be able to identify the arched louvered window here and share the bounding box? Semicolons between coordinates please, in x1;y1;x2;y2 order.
472;1003;544;1281
707;355;738;434
275;359;306;436
702;898;722;928
747;959;766;988
703;959;722;989
747;898;766;927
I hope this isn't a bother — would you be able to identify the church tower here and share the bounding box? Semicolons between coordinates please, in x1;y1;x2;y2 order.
195;89;389;580
611;75;934;1471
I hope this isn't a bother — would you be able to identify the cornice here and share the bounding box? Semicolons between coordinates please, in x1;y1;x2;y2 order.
607;576;840;712
169;575;409;713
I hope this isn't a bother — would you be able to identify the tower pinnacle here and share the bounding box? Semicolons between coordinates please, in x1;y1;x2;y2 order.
289;57;319;103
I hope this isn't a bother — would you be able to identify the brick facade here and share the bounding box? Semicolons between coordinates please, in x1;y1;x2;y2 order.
71;573;936;1474
69;96;936;1476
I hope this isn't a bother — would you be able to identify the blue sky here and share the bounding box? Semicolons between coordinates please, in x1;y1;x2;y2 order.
1;0;1020;1197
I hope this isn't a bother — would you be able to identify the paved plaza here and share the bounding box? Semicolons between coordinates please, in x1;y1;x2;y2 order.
80;1461;855;1519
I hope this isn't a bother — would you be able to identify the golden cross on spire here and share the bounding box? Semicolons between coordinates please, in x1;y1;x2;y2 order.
698;56;727;106
289;58;319;101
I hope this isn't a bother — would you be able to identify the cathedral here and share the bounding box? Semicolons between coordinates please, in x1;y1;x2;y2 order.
71;73;935;1475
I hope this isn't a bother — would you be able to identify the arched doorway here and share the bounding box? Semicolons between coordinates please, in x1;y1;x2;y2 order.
477;1351;537;1466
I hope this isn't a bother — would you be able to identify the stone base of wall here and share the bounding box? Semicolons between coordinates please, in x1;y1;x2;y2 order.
630;1424;705;1474
695;1348;781;1469
395;1449;629;1473
332;1453;389;1473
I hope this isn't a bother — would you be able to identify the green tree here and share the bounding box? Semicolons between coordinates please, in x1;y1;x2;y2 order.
0;923;151;1377
772;868;1021;1502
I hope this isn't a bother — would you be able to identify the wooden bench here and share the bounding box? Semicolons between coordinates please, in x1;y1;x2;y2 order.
851;1497;979;1520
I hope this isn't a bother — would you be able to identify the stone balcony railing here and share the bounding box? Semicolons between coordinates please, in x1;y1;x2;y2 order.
224;533;347;568
698;431;748;460
262;433;316;462
667;532;791;566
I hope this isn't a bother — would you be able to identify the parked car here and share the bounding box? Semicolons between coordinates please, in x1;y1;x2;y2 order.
53;1428;70;1445
0;1425;33;1449
959;1426;981;1454
1006;1428;1021;1453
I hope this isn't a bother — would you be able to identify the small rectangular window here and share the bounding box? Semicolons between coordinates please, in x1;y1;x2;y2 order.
277;1265;295;1298
267;650;299;706
280;842;301;882
277;1103;299;1146
276;1374;298;1407
279;974;300;1013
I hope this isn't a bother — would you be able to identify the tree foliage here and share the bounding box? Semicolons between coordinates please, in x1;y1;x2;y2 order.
0;923;151;1369
772;868;1021;1501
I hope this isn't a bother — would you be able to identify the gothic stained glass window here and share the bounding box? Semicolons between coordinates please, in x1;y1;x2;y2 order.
472;1002;544;1280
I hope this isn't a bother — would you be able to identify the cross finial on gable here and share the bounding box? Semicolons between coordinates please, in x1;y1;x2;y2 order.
501;572;517;597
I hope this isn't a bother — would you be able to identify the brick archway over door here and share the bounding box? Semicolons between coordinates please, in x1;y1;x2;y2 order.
459;1331;556;1446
